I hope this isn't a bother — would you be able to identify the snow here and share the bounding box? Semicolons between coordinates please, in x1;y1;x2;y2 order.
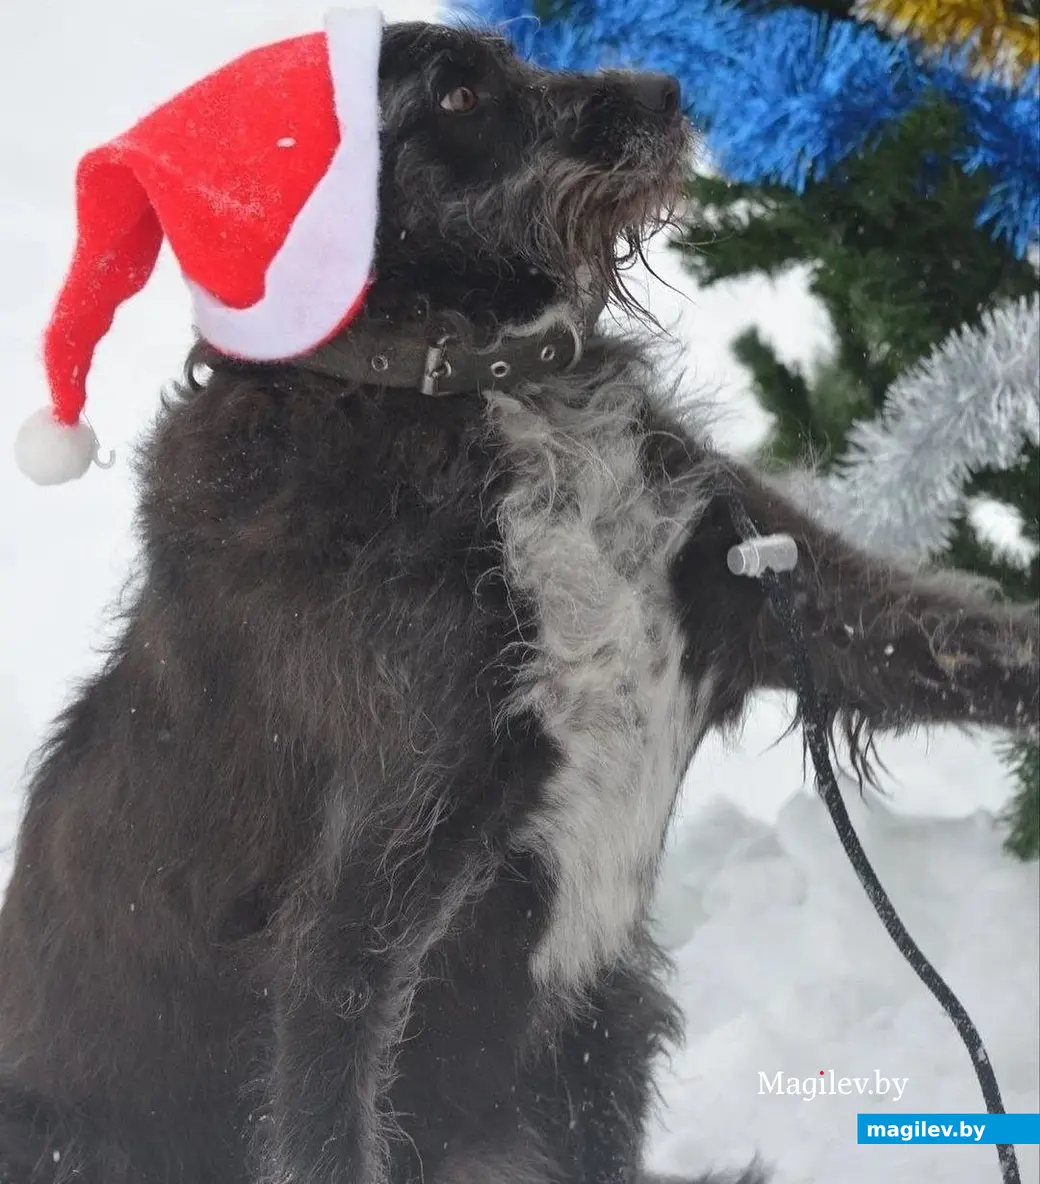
0;3;1036;1183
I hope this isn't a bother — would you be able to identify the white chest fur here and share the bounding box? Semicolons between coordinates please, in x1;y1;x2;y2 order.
489;382;715;992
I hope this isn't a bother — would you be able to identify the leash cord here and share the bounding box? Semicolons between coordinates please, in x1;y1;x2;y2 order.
727;497;1021;1184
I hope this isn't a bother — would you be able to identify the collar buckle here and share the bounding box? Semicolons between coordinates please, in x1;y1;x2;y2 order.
420;337;454;396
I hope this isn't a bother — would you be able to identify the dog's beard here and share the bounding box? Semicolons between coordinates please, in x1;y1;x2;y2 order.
518;144;686;316
403;133;688;321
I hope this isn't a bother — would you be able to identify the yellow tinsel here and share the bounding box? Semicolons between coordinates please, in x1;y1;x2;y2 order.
857;0;1040;80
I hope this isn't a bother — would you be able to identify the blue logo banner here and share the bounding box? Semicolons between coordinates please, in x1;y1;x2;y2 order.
858;1114;1040;1144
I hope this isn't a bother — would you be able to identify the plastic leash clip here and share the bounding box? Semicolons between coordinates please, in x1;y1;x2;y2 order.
726;532;798;578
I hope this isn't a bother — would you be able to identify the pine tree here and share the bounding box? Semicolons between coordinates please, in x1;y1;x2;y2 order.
676;97;1038;466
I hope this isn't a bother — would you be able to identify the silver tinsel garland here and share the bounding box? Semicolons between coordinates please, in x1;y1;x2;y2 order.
809;294;1040;563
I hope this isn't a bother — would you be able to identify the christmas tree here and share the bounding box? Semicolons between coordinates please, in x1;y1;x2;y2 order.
470;0;1040;856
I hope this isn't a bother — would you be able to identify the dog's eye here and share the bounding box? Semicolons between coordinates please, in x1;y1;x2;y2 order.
439;86;479;114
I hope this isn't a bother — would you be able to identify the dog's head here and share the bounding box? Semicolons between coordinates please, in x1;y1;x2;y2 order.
368;21;691;328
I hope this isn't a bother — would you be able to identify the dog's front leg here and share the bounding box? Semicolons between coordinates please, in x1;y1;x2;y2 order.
262;878;413;1184
260;784;495;1184
261;815;483;1184
673;465;1038;739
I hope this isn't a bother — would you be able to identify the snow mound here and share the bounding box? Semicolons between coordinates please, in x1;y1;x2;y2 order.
649;790;1040;1184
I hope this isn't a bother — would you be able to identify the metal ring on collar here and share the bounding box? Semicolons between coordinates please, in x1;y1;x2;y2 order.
563;320;584;371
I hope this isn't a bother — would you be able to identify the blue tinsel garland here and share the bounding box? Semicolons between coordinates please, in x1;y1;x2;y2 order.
459;0;1039;258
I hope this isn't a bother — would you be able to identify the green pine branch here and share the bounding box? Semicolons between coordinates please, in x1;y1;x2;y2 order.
1002;739;1040;860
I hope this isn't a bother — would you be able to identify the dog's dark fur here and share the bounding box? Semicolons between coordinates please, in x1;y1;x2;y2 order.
0;21;1036;1184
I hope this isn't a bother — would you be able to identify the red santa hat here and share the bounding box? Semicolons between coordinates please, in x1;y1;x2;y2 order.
16;6;383;485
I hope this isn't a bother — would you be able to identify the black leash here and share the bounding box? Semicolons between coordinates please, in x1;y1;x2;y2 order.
727;498;1021;1184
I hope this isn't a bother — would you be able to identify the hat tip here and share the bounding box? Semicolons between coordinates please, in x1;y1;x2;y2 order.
15;408;98;485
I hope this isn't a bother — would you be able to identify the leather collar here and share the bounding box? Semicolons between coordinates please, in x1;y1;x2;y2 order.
295;298;606;396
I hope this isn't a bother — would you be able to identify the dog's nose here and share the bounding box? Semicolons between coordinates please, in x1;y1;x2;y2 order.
632;73;682;120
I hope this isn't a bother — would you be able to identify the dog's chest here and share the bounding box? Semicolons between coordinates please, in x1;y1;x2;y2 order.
490;390;713;990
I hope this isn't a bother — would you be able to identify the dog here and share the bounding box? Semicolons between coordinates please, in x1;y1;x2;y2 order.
0;19;1036;1184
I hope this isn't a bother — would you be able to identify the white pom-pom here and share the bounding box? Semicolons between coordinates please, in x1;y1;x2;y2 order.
14;408;99;485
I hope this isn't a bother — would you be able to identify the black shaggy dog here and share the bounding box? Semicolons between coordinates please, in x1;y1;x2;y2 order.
0;20;1037;1184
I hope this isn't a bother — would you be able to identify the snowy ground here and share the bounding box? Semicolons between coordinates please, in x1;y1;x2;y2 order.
0;3;1036;1183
